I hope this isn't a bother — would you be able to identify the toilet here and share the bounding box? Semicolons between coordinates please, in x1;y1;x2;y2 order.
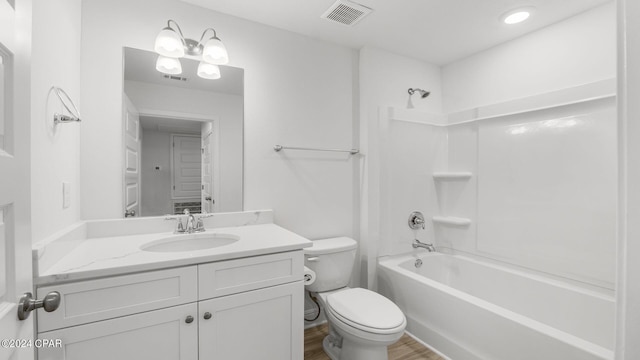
304;237;407;360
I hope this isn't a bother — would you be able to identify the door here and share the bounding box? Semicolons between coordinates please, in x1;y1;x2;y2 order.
201;122;215;213
122;94;140;218
37;303;198;360
171;135;201;200
0;1;34;359
198;282;303;360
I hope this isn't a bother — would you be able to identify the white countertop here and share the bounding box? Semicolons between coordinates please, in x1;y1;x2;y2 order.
37;223;312;285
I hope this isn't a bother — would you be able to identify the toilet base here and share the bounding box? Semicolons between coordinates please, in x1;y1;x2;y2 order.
322;332;390;360
322;335;340;360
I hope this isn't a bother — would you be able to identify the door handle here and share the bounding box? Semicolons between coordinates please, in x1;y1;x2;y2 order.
18;291;61;320
205;197;212;202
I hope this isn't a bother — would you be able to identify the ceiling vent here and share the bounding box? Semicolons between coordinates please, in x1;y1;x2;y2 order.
321;0;373;26
163;74;188;82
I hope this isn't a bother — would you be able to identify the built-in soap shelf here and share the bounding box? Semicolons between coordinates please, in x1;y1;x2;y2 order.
432;172;473;180
432;216;472;226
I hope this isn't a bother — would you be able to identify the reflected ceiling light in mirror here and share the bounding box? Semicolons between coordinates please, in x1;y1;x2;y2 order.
197;62;221;79
501;8;534;25
156;56;182;75
154;19;230;79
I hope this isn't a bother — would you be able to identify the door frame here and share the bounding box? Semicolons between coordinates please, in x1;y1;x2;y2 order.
135;108;219;215
0;0;34;359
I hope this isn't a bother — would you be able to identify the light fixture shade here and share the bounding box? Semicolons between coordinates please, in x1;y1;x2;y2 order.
202;37;229;65
154;27;185;57
197;62;221;79
156;55;182;75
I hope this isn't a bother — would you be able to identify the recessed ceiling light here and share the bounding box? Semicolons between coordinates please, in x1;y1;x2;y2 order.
501;8;534;25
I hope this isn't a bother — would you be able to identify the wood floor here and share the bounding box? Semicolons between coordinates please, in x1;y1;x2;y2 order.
304;324;445;360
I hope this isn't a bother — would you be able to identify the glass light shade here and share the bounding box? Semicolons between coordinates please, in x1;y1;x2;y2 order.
156;56;182;75
154;28;185;57
202;37;229;65
197;62;221;79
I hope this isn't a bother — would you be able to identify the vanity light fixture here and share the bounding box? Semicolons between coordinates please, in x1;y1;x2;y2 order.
154;19;229;79
501;8;534;25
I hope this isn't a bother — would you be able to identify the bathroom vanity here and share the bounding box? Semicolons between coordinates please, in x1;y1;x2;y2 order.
32;211;310;360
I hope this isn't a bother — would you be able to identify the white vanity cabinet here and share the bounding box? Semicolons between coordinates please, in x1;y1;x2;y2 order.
36;251;304;360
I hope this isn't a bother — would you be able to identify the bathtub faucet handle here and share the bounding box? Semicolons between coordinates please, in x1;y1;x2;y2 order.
408;211;426;230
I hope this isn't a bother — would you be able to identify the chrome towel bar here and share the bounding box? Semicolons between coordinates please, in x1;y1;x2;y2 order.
274;145;359;155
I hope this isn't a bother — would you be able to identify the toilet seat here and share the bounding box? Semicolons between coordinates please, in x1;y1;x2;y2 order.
326;288;406;335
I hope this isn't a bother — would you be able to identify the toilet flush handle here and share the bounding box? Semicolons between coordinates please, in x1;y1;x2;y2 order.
306;257;319;262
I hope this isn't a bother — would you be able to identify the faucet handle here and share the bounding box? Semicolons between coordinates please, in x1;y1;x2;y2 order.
408;211;426;230
195;217;205;232
165;215;185;233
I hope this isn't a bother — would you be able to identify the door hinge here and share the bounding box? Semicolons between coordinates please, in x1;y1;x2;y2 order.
173;185;175;190
201;148;204;154
202;185;204;190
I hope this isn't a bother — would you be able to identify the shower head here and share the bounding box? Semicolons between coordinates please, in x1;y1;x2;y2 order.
408;88;430;98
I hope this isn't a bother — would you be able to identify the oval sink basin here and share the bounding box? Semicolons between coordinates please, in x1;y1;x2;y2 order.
141;233;239;252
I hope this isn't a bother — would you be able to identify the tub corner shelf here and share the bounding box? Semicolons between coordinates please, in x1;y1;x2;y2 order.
432;216;472;226
432;172;473;180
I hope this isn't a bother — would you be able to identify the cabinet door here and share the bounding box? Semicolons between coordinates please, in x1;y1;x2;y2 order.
37;303;198;360
199;281;303;360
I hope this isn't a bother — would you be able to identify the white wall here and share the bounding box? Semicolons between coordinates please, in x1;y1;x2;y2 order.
81;0;356;239
443;2;616;114
125;80;242;212
31;0;82;243
359;46;444;287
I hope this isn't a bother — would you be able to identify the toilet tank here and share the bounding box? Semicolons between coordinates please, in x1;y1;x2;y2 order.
304;237;357;292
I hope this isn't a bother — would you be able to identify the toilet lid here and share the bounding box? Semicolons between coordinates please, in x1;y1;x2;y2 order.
304;237;357;256
326;288;406;332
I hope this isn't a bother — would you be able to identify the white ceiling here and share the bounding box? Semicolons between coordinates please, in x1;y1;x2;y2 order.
179;0;612;65
124;47;244;95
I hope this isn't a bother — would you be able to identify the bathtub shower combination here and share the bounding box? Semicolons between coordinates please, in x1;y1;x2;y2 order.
378;252;614;360
375;84;617;360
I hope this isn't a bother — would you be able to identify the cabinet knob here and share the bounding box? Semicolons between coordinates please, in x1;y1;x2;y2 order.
203;312;212;320
185;315;194;324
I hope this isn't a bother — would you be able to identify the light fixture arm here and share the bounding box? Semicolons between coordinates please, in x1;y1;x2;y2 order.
167;19;187;47
197;28;219;46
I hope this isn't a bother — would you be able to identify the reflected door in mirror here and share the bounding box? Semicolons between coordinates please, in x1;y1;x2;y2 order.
123;95;141;217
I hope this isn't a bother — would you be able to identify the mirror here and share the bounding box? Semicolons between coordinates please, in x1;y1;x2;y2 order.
123;47;243;217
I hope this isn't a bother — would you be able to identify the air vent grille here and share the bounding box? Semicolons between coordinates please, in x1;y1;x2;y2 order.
163;74;188;81
321;0;372;26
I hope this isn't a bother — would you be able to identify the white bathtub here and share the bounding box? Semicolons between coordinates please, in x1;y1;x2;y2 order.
377;252;615;360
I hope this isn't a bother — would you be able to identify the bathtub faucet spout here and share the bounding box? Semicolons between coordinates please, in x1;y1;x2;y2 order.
413;239;436;252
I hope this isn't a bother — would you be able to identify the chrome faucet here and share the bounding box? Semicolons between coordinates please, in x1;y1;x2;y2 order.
165;209;212;234
413;239;436;252
184;209;196;233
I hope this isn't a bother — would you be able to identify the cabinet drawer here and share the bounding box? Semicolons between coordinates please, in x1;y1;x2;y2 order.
37;266;197;332
198;251;303;300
